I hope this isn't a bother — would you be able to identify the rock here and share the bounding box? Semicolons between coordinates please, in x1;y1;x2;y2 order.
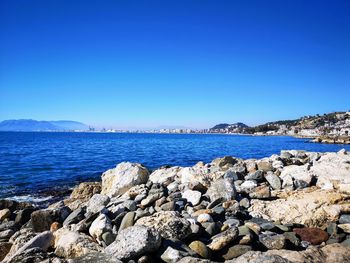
265;172;282;190
249;185;270;199
135;211;191;240
245;170;264;182
257;160;273;172
118;211;135;232
101;162;149;197
339;214;350;224
69;252;122;263
212;156;237;168
337;223;350;233
31;207;70;232
70;182;101;200
105;226;161;260
310;151;350;190
160;247;187;263
7;247;48;263
239;180;257;193
0;229;14;240
0;242;12;261
50;222;61;232
197;213;213;223
15;207;36;225
0;200;32;212
293;227;328;245
208;227;238;251
4;228;36;259
222;245;252;260
149;166;180;185
89;213;112;242
259;234;286;250
86;194;110;214
0;209;11;221
141;193;163;207
54;227;101;258
248;188;350;227
177;257;213;263
280;165;313;190
182;190;202;206
102;231;115;246
206;178;236;202
188;241;211;259
5;231;53;262
63;207;86;226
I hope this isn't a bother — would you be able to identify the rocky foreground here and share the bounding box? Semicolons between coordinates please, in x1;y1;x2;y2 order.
1;150;350;263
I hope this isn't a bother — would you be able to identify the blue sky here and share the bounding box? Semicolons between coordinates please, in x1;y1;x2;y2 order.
1;0;349;129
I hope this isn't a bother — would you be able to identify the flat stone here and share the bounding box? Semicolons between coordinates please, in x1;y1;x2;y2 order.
188;241;211;259
222;245;252;260
259;234;286;250
265;172;282;190
208;227;238;251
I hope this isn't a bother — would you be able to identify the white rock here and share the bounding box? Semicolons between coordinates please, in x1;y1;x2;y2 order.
182;190;202;206
197;213;213;223
149;166;181;185
89;214;112;242
86;194;110;214
206;178;236;202
101;162;149;197
280;165;313;190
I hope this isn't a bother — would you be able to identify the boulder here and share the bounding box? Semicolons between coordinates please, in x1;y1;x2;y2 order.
31;207;70;232
310;151;350;190
280;165;313;190
101;162;149;197
0;242;12;261
265;172;282;190
105;225;161;260
89;214;112;242
6;248;48;263
249;188;350;227
70;182;101;201
0;209;11;221
149;166;181;185
182;190;202;206
293;228;328;245
86;194;110;214
206;178;236;202
135;211;191;240
63;207;86;226
54;227;101;258
4;228;36;259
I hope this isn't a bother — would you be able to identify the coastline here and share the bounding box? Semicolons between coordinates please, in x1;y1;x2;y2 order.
1;149;350;262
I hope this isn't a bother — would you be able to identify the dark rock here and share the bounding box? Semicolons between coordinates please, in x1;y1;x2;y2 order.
0;242;12;261
7;247;47;263
283;232;300;247
245;170;264;182
118;211;135;232
326;222;338;236
63;207;86;226
15;208;36;225
0;200;32;212
293;227;329;245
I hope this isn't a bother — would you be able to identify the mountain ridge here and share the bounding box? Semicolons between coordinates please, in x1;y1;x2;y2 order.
0;119;89;131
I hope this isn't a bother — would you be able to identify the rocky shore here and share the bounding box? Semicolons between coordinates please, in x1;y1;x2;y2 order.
1;150;350;263
311;136;350;145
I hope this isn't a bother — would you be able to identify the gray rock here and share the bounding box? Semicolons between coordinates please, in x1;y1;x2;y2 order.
86;194;110;214
118;211;135;232
105;226;161;260
102;232;116;246
7;247;47;263
69;252;122;263
15;208;36;225
140;193;163;207
0;229;14;240
206;178;236;202
265;172;282;190
222;245;252;260
208;227;238;251
245;170;264;182
63;207;86;226
259;234;286;250
339;214;350;224
31;207;70;232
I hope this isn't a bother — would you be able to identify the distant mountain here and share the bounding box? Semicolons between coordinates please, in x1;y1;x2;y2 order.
210;122;249;130
0;119;89;131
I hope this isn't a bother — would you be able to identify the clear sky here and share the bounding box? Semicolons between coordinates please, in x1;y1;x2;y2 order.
1;0;349;129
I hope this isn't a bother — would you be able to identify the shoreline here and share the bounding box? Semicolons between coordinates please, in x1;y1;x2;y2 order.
1;149;350;262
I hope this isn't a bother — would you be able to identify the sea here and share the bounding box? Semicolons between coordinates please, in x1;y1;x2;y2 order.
1;131;349;206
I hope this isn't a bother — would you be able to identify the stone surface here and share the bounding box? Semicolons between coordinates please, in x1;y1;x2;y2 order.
182;190;202;206
293;227;329;245
149;166;180;185
265;173;282;190
208;227;238;251
105;226;161;260
70;182;101;201
339;214;350;224
54;227;101;258
63;207;85;226
280;165;313;190
135;211;191;240
89;213;112;242
69;252;122;263
0;209;11;221
101;162;149;197
249;188;350;227
188;241;211;259
0;242;12;261
206;178;236;202
118;211;135;232
222;245;252;260
259;234;286;250
86;194;110;214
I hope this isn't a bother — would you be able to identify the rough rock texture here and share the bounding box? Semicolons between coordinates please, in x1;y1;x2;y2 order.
280;165;313;190
149;167;181;185
135;211;191;240
310;151;350;190
86;194;110;214
101;162;149;197
208;227;238;251
54;227;102;258
292;227;328;245
105;226;161;260
69;252;122;263
226;243;350;263
89;214;113;242
249;187;350;227
206;178;236;202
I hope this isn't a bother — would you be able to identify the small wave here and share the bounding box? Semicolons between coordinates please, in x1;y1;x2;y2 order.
6;195;53;203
